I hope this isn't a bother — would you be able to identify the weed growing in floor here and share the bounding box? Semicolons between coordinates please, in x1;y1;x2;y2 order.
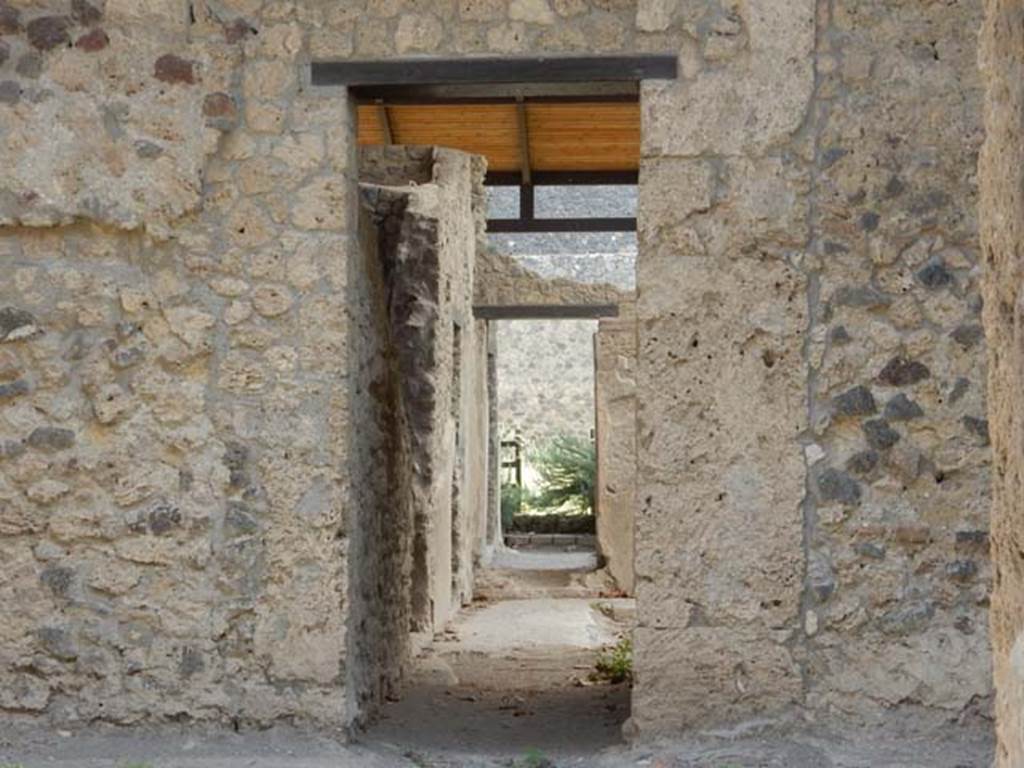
593;635;633;684
516;748;554;768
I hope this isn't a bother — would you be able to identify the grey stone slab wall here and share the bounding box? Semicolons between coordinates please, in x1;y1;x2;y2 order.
980;1;1024;764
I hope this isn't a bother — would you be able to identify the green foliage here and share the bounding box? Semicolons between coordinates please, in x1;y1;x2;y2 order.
516;749;554;768
501;482;526;528
529;435;596;514
594;635;633;684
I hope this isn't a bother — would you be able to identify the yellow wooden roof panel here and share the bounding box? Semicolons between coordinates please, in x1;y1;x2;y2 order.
356;101;639;174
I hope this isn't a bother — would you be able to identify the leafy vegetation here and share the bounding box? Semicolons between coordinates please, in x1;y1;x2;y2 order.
529;435;596;515
594;635;633;684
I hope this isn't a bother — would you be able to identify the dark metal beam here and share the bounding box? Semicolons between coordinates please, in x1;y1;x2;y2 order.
474;304;620;320
487;217;636;233
312;55;678;88
485;170;638;186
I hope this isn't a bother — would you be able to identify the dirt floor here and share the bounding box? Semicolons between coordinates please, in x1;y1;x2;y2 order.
0;553;997;767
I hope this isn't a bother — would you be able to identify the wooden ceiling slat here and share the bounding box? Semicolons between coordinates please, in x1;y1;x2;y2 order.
356;101;639;174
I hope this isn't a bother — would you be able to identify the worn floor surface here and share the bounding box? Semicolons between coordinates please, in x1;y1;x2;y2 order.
0;567;996;767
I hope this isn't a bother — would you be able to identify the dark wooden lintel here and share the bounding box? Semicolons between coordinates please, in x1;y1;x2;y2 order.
474;304;620;320
312;55;678;88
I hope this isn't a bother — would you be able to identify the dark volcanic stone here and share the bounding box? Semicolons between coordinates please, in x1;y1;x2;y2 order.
855;541;887;560
884;393;923;421
832;385;877;417
916;258;954;289
0;439;25;460
860;211;881;232
27;426;75;452
830;325;851;344
878;356;930;386
863;418;901;450
816;467;862;506
134;140;163;158
846;450;879;476
880;601;934;636
147;502;182;535
949;377;970;404
71;0;103;25
223;18;254;43
0;79;19;105
963;416;990;445
154;53;195;85
26;16;70;51
179;647;205;678
15;52;42;78
833;285;891;309
0;307;39;341
950;324;984;350
884;176;906;198
0;379;29;400
38;625;77;660
75;27;108;51
955;529;989;548
0;2;21;34
946;560;978;582
40;565;74;597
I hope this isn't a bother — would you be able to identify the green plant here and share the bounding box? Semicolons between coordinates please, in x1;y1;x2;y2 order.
594;635;633;684
517;749;554;768
501;482;526;528
529;435;596;514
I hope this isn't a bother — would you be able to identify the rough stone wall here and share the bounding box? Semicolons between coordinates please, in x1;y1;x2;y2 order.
595;316;637;594
358;147;489;638
980;1;1024;764
0;0;995;738
493;251;634;450
0;0;353;728
633;0;991;733
804;0;991;723
496;318;597;448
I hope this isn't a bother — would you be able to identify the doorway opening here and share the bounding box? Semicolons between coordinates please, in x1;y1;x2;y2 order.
328;54;671;759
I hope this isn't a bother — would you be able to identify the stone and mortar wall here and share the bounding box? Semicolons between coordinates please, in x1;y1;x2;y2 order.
595;316;637;594
633;0;992;733
496;318;597;448
358;146;490;641
0;0;996;739
802;0;992;723
0;0;353;728
980;1;1024;764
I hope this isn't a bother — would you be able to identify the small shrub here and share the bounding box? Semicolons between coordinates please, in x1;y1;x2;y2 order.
529;435;596;514
501;483;526;528
594;635;633;684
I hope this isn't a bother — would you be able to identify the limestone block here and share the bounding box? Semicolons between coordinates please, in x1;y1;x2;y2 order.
642;1;814;157
508;0;555;24
632;625;803;733
395;13;444;53
634;257;807;673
